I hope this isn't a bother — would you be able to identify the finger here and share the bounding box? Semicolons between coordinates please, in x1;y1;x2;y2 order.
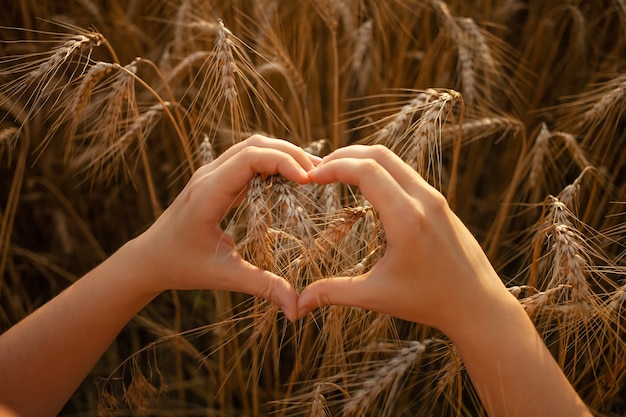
204;146;312;223
308;157;416;236
318;145;426;195
211;135;320;173
296;276;372;319
221;261;299;322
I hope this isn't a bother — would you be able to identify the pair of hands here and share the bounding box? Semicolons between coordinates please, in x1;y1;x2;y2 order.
134;135;508;339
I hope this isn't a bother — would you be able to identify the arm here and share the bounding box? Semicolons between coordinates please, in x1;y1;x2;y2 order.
0;135;316;417
296;145;591;417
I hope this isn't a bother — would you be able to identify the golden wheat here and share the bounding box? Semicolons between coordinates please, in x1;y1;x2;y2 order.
1;1;626;416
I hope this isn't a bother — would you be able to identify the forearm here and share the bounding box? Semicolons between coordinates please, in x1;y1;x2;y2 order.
447;291;591;417
0;239;160;417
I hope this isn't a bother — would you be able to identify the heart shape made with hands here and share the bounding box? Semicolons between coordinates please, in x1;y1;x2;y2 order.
231;174;386;293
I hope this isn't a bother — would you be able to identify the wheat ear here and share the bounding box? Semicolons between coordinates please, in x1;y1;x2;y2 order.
456;17;499;106
199;134;216;166
271;175;316;245
310;383;331;417
370;89;438;147
343;341;429;417
78;61;137;180
0;29;107;134
215;19;237;105
442;115;524;147
351;20;374;95
0;126;18;151
528;122;551;190
237;176;274;271
582;74;626;128
26;32;104;84
407;90;460;183
308;207;370;267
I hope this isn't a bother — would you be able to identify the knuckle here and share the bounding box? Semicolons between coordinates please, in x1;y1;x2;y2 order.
361;157;382;171
429;194;449;215
245;134;268;147
369;144;393;159
238;145;260;158
319;292;333;308
425;189;450;214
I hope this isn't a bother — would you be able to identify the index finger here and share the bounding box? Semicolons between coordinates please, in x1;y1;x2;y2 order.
208;135;320;173
318;145;427;196
307;157;416;238
201;146;312;224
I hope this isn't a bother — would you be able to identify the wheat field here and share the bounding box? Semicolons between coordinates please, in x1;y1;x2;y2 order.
1;0;625;416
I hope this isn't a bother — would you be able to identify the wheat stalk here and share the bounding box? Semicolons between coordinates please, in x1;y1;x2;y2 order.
406;90;460;184
306;207;370;271
25;32;104;84
310;384;330;417
271;175;316;244
199;134;216;166
237;175;274;271
368;89;440;147
0;28;107;131
164;51;212;84
443;115;524;147
68;61;112;121
528;122;551;190
582;75;626;128
350;20;375;95
3;2;626;416
343;340;429;417
73;61;137;180
0;125;18;153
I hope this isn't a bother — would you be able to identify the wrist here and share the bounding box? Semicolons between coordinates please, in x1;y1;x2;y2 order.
113;236;166;300
438;281;524;346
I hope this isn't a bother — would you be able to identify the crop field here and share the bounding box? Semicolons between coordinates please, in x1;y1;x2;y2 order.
1;1;625;416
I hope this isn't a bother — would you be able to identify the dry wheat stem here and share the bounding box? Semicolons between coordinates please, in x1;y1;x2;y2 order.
3;2;626;415
442;115;524;147
271;175;317;246
216;19;237;106
238;175;274;271
582;75;626;127
256;21;310;141
343;340;430;417
0;29;106;130
528;122;551;189
0;126;28;276
0;126;18;149
306;207;370;270
406;90;460;184
351;20;374;95
165;51;212;83
310;384;330;417
199;134;216;166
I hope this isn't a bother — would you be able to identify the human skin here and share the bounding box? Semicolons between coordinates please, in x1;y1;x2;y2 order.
297;144;592;417
0;139;590;417
0;136;316;417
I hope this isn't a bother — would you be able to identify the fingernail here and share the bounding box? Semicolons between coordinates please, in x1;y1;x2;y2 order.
280;306;295;323
306;153;323;165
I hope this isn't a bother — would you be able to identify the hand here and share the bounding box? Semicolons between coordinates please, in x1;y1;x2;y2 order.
133;135;317;321
296;144;511;338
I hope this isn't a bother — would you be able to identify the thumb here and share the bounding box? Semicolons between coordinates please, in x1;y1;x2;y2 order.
220;261;299;322
296;276;369;319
